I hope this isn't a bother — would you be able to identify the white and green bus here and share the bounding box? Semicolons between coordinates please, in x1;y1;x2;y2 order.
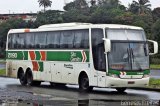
6;23;158;92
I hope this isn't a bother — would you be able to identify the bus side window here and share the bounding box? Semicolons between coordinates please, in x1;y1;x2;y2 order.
8;34;12;49
74;29;89;49
17;34;25;49
81;30;89;49
12;34;18;49
25;33;35;49
60;31;74;49
47;31;60;49
35;32;47;49
74;31;82;48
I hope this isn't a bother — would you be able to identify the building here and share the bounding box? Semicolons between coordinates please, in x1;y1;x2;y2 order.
0;13;37;23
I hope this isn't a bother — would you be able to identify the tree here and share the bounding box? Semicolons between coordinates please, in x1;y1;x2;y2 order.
152;19;160;43
98;0;120;8
75;0;88;10
152;7;160;22
90;0;96;6
38;0;52;12
63;2;75;11
151;19;160;64
128;0;151;14
36;10;63;26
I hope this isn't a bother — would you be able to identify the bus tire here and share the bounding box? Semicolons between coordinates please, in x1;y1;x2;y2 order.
116;87;126;93
26;70;33;86
79;75;93;92
18;70;27;86
26;70;41;86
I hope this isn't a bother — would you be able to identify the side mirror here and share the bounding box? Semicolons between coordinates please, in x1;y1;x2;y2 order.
103;38;111;53
148;40;158;55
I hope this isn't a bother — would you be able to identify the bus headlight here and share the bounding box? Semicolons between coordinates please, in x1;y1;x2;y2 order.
143;74;150;78
110;74;119;78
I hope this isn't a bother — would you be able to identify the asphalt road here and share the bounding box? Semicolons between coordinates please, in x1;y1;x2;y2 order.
0;77;160;106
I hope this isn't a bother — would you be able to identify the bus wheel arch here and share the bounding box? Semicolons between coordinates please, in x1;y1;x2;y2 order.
17;67;27;85
78;71;93;92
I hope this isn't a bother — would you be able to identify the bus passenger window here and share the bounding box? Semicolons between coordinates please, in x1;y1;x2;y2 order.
60;31;74;49
47;32;60;49
74;29;89;49
25;33;35;49
8;34;12;49
35;32;47;49
12;34;18;49
17;34;25;49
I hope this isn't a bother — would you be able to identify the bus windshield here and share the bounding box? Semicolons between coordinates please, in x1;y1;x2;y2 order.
108;42;149;71
106;29;149;71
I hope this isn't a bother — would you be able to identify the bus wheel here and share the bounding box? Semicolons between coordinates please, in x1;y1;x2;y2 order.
26;70;41;86
79;75;93;92
116;88;126;93
19;71;27;86
26;70;34;86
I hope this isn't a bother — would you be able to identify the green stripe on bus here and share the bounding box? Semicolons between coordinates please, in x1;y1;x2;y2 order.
108;69;150;75
6;51;89;62
23;51;28;60
35;51;41;60
6;51;28;60
38;62;43;72
47;51;89;62
86;52;89;62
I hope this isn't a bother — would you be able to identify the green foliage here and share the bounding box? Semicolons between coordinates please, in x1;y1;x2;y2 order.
152;7;160;22
63;2;75;11
151;19;160;64
0;69;6;76
36;10;63;26
152;19;160;41
38;0;52;12
149;78;160;86
128;0;151;15
150;64;160;69
131;14;153;39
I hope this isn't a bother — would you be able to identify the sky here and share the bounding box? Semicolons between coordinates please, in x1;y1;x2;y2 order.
0;0;159;14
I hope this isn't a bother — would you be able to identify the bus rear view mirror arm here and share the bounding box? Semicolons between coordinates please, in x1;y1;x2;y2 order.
147;40;158;55
103;38;111;53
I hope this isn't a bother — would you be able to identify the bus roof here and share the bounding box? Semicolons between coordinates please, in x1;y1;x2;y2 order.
8;23;143;34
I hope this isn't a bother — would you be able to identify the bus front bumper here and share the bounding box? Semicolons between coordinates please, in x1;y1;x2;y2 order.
106;77;149;88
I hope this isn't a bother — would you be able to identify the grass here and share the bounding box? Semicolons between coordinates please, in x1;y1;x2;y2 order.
150;64;160;70
0;69;6;76
149;78;160;88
